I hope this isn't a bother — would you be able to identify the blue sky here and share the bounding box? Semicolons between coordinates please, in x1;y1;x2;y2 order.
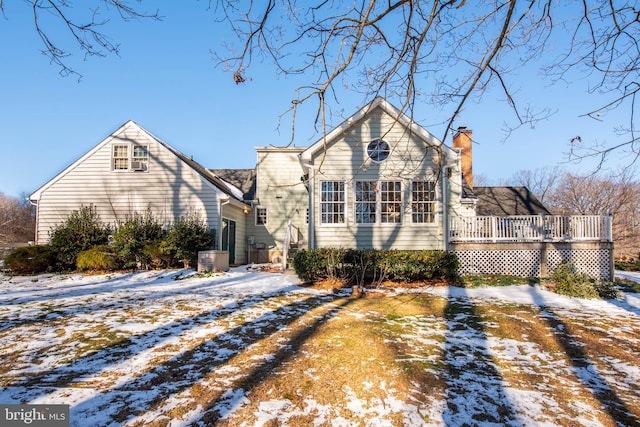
0;2;633;199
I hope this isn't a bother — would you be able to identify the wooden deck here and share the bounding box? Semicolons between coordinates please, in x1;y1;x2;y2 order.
449;215;612;243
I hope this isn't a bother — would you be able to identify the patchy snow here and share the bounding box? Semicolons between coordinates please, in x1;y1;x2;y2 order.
0;267;638;426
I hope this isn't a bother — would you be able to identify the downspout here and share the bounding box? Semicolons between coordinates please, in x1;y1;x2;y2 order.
442;165;450;252
300;160;315;250
441;146;459;252
308;170;315;249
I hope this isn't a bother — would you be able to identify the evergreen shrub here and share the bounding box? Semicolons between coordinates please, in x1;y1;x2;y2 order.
76;245;118;271
112;211;165;269
551;263;600;299
293;248;459;285
142;240;174;269
4;245;54;275
592;280;623;300
48;206;111;270
166;211;215;269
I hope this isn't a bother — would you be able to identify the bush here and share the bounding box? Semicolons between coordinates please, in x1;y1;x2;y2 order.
76;245;118;271
166;211;215;269
142;240;174;269
48;206;111;270
615;259;640;272
551;263;600;299
592;281;623;300
293;248;459;285
379;250;459;282
291;248;333;282
4;245;54;275
112;211;165;269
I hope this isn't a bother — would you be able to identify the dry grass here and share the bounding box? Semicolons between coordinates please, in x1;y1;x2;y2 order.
1;274;638;426
173;294;638;425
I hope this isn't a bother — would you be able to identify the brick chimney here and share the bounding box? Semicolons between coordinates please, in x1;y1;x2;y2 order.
453;127;473;189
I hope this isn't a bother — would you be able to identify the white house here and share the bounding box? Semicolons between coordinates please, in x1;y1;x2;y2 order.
29;120;251;264
32;98;610;279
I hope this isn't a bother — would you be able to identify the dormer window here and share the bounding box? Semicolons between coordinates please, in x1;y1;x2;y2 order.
367;139;390;162
112;144;149;172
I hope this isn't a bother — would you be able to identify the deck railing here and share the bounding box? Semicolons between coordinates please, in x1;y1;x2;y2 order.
449;215;612;243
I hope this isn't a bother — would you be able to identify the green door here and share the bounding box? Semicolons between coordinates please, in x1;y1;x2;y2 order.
222;218;236;264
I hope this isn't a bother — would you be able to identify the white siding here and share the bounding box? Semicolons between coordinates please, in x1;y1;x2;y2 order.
33;122;222;244
221;203;248;265
250;148;307;260
309;108;450;250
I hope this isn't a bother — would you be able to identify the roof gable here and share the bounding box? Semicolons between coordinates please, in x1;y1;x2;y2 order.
30;121;244;204
300;97;454;163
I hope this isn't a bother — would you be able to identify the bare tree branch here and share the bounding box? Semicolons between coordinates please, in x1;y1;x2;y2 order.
6;1;640;169
22;0;161;79
212;0;640;170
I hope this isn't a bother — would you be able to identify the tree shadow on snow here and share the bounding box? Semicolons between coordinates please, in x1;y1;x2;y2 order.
70;293;350;424
6;287;276;397
527;286;638;425
442;286;520;426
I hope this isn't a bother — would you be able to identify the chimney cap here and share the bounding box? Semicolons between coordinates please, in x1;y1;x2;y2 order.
457;126;467;130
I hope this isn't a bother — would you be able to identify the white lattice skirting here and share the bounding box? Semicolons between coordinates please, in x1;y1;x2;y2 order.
450;241;613;280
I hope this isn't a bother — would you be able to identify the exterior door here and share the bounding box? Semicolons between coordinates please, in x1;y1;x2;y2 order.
222;218;236;264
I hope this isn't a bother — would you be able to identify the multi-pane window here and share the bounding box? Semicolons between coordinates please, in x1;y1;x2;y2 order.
380;181;402;223
132;145;149;170
355;180;402;224
411;181;436;223
256;207;268;225
355;181;376;224
112;145;129;170
321;181;345;224
112;144;148;171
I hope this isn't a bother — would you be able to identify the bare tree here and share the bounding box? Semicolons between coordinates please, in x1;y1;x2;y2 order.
0;193;35;243
510;166;564;205
213;0;640;166
540;170;640;258
4;1;639;165
0;0;160;79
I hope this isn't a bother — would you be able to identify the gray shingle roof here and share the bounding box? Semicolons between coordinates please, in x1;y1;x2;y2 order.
472;186;551;216
210;169;257;201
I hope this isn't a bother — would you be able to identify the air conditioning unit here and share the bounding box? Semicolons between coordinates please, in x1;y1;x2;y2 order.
131;161;147;171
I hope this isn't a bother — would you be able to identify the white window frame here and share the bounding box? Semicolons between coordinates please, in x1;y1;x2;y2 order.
411;180;436;224
131;145;149;171
320;181;346;225
380;180;402;224
111;143;149;172
112;144;129;171
354;180;402;225
256;207;268;226
355;181;377;225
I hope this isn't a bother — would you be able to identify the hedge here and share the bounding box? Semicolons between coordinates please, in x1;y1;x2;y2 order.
292;248;459;285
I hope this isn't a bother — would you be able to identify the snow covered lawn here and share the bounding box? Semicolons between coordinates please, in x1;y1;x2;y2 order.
0;268;639;426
